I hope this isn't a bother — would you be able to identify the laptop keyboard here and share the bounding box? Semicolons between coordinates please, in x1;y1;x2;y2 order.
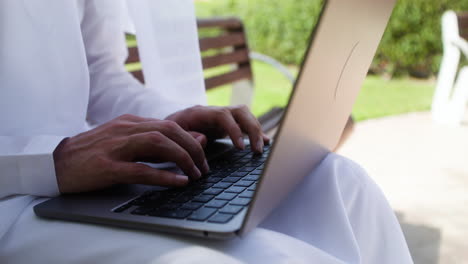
113;144;271;224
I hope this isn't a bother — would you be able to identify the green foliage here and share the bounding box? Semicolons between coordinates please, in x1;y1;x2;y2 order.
375;0;468;77
196;0;468;77
196;0;323;65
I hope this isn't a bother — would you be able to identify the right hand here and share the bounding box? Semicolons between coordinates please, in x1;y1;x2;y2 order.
53;114;209;194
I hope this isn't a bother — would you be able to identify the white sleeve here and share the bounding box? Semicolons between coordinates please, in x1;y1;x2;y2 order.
0;136;65;198
81;0;189;125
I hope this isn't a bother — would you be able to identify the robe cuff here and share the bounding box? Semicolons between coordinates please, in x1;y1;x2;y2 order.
18;136;66;197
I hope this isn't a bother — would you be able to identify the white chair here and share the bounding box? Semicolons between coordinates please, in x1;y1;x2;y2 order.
432;11;468;125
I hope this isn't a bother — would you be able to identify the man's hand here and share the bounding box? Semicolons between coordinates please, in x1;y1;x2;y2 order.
53;114;209;193
166;105;270;153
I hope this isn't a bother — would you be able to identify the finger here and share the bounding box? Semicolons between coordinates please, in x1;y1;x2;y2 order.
215;109;245;150
126;132;202;180
262;133;271;144
116;162;189;187
230;106;264;153
188;131;208;148
131;121;209;174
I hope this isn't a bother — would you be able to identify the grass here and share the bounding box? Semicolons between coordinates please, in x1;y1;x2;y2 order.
206;61;436;121
353;76;435;121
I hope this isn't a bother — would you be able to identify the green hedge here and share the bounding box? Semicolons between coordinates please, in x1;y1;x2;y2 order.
196;0;468;77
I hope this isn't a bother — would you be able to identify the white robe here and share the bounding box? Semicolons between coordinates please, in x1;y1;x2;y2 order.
0;1;413;263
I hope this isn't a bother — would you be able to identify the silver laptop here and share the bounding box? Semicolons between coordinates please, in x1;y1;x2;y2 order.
34;0;395;239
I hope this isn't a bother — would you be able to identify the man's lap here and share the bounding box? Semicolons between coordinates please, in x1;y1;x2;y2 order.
0;154;412;263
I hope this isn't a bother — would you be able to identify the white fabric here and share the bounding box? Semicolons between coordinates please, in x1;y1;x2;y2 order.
126;0;207;106
0;154;413;263
0;0;204;197
0;0;413;263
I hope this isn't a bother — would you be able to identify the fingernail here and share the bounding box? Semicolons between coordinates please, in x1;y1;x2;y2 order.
237;137;245;149
193;165;202;179
257;138;264;153
202;159;210;174
175;175;189;185
196;135;204;143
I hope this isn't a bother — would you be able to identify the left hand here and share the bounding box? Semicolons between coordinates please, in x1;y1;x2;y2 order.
166;105;270;153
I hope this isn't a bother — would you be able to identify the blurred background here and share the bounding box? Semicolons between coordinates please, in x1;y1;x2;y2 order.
195;0;467;120
128;0;468;263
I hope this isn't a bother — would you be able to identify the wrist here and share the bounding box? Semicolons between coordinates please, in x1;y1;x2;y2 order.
53;137;70;193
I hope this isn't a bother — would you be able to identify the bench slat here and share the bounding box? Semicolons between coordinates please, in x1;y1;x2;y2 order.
199;33;246;52
205;66;252;90
126;47;140;64
197;17;242;29
202;49;249;69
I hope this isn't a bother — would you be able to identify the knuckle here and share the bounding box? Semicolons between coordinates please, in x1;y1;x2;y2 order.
216;108;231;119
146;131;164;144
110;121;131;131
161;120;179;130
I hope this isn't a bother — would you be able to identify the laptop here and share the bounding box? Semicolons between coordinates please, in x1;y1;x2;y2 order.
34;0;396;239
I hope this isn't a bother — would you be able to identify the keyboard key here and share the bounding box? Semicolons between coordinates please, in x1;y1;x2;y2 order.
234;180;255;187
203;188;224;196
238;166;257;172
246;161;263;167
232;153;246;158
150;209;192;219
160;190;180;200
188;207;217;221
192;194;214;203
204;177;222;183
222;177;241;183
205;199;228;208
158;203;181;210
225;186;246;193
171;195;192;203
181;202;203;210
250;169;263;175
208;213;234;223
219;205;243;214
216;192;237;201
248;184;257;191
230;171;249;177
243;175;259;181
239;190;255;198
230;197;251;206
198;183;214;189
185;188;204;196
213;182;232;189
